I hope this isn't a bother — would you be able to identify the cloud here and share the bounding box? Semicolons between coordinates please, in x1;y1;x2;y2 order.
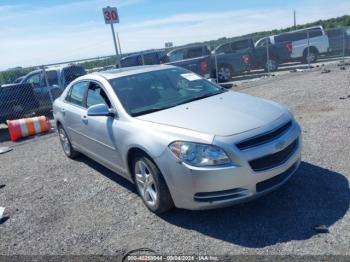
0;0;349;69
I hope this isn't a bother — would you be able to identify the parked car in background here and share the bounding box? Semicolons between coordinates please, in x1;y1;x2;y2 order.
54;65;301;213
263;26;329;63
326;27;350;54
120;51;165;67
119;48;212;79
215;38;292;72
118;45;250;82
165;45;212;79
20;65;86;114
167;45;250;82
0;83;39;123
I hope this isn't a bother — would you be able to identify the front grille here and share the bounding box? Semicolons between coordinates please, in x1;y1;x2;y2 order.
236;120;292;150
194;188;247;202
256;162;297;192
249;139;298;171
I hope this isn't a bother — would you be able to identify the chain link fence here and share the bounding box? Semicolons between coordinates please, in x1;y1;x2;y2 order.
0;26;349;126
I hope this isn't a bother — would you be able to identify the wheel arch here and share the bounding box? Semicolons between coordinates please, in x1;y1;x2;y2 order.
126;147;157;181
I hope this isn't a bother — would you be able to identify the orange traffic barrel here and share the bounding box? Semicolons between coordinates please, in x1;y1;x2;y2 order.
6;116;51;142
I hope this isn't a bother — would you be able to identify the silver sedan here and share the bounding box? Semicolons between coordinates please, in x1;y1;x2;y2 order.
53;65;301;213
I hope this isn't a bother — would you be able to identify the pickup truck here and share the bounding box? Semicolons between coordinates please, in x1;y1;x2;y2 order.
0;65;86;123
0;83;39;123
119;45;250;82
258;26;329;63
19;65;86;114
215;38;292;72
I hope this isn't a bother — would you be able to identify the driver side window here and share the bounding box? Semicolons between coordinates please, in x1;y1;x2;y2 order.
86;82;112;108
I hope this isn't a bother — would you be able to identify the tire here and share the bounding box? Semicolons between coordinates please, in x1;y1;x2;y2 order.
132;154;174;214
57;124;80;159
303;48;318;63
264;58;279;72
217;64;233;83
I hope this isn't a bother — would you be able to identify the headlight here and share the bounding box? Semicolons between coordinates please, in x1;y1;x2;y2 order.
169;141;231;166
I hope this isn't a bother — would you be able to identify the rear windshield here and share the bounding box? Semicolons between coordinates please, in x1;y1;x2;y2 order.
63;66;86;86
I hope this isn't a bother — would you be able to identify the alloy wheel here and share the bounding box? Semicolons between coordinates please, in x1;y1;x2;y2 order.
58;128;71;155
135;160;158;207
218;66;232;81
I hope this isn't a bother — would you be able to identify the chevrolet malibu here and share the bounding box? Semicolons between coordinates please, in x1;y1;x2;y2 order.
53;65;301;213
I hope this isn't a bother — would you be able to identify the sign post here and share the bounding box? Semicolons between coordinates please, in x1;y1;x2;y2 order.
103;6;121;68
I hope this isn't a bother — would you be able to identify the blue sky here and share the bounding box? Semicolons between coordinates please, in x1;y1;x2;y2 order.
0;0;349;69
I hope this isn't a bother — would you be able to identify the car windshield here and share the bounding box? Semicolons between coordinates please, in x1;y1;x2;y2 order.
109;68;226;117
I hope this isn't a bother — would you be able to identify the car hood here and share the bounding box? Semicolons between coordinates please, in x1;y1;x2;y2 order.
136;91;287;136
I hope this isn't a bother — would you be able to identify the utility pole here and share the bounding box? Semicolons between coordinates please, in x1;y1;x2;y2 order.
116;32;123;57
294;10;296;30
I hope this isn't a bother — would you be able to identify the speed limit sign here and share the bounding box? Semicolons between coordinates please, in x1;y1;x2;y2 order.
103;7;119;24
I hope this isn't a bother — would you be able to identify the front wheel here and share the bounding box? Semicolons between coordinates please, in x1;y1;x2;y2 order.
303;49;318;63
133;154;174;214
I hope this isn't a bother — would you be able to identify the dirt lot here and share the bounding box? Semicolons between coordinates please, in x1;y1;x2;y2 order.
0;62;349;257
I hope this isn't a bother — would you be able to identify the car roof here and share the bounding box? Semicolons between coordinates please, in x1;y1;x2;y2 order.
121;50;163;60
91;64;176;80
168;44;207;53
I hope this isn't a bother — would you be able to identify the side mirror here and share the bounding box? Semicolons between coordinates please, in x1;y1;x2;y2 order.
87;104;115;117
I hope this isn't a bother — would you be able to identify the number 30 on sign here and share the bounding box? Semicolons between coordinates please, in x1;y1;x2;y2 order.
103;7;119;24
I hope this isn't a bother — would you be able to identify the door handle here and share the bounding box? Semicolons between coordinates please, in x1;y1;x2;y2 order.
81;115;88;123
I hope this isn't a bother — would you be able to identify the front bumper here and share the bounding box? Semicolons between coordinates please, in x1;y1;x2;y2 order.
155;116;302;210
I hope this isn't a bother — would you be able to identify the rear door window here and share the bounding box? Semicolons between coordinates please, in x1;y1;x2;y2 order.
168;49;185;62
231;39;251;51
45;70;59;86
275;31;307;42
216;43;233;53
143;53;159;65
121;56;139;67
309;28;323;38
186;47;203;58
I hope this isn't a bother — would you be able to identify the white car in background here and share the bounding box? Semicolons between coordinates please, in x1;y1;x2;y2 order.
258;26;329;63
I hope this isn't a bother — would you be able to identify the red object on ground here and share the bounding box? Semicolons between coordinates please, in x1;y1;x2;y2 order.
6;116;51;141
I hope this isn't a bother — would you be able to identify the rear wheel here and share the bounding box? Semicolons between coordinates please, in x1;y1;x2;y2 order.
217;64;233;82
303;48;318;63
132;154;174;213
57;125;80;159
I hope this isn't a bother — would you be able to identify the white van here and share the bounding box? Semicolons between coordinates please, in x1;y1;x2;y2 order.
259;26;329;63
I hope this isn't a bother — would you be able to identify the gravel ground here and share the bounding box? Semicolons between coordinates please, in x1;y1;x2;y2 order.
0;63;349;257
